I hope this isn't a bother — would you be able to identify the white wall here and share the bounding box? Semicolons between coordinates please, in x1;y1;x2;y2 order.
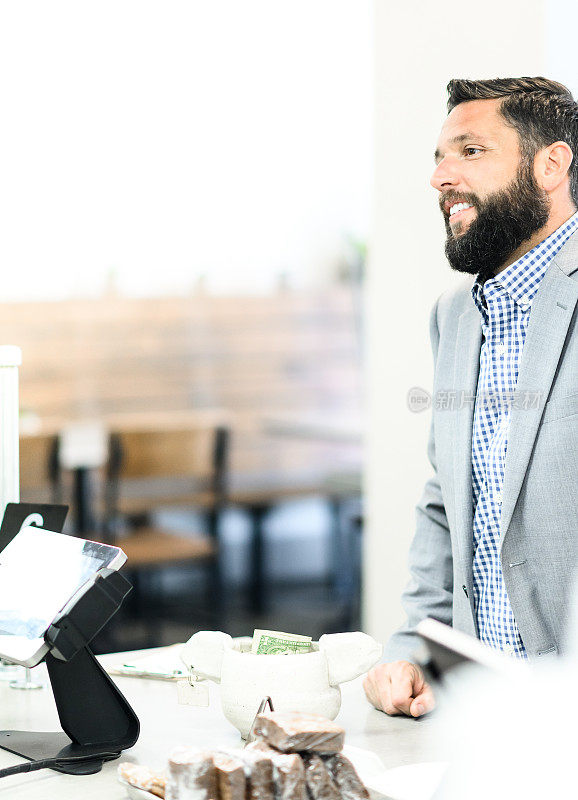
547;0;578;97
0;1;371;300
363;0;547;644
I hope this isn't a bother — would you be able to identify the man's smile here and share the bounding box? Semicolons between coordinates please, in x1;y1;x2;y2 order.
442;195;476;216
441;197;478;233
448;201;474;222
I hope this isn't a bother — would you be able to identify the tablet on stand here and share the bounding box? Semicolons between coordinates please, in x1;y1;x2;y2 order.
0;525;140;774
0;503;69;687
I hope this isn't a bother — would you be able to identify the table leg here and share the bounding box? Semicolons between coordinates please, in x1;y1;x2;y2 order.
330;495;363;630
74;467;94;535
330;496;355;601
247;504;269;615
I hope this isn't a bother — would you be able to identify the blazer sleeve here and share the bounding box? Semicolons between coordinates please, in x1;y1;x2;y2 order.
382;296;454;662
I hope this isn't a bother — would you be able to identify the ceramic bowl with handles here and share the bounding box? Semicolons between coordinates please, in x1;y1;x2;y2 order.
182;630;382;738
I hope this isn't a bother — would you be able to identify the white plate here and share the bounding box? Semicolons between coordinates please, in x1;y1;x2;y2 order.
343;744;390;799
364;761;449;800
343;745;387;782
343;746;448;800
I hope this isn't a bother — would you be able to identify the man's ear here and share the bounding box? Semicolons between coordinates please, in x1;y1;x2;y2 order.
536;141;574;193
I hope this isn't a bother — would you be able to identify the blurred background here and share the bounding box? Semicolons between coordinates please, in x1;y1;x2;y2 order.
2;0;577;652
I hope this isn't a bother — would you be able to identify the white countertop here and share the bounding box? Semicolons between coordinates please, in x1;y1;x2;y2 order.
0;650;441;798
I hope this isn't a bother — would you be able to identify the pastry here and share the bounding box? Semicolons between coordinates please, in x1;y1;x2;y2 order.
303;753;340;800
253;711;345;754
213;751;246;800
166;747;217;800
241;745;275;800
323;753;369;800
246;742;307;800
118;762;166;798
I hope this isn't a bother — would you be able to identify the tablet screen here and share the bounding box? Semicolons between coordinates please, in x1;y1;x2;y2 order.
0;526;126;666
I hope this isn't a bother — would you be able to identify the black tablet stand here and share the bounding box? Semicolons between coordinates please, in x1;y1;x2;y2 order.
0;569;140;775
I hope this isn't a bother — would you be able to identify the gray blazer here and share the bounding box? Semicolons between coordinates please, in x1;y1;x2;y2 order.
384;231;578;662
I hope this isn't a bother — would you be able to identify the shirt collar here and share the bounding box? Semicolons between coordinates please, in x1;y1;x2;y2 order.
471;210;578;320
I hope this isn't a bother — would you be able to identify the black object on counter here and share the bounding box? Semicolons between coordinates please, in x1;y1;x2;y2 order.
0;568;140;775
0;502;69;551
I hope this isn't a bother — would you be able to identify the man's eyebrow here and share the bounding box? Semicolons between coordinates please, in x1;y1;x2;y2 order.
434;132;491;163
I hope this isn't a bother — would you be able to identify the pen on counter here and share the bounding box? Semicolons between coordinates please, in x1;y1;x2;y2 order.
121;663;185;677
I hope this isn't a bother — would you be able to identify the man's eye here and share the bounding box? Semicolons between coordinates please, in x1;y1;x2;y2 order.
464;147;482;156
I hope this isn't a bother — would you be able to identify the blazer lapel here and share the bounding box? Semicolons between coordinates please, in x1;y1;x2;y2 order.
452;306;482;581
499;254;578;546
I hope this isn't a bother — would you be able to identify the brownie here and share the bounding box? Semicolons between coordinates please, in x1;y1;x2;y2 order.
245;741;270;754
246;742;307;800
303;754;340;800
213;751;247;800
323;753;370;800
166;747;218;800
253;712;345;754
241;746;275;800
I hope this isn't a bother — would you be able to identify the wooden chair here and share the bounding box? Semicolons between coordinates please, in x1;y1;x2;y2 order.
104;424;229;630
19;433;60;504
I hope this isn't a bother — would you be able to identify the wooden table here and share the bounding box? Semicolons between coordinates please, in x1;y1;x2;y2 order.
0;649;440;798
261;412;362;444
231;412;363;616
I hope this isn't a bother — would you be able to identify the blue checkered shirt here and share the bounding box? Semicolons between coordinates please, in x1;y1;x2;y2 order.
470;211;578;657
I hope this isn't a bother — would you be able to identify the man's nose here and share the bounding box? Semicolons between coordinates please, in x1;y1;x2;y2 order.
430;158;459;191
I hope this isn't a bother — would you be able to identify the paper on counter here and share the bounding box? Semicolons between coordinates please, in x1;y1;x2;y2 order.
107;644;187;681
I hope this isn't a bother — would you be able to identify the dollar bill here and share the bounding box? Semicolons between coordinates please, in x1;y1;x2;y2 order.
251;629;312;655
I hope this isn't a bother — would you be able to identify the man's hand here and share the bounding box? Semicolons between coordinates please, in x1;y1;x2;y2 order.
363;661;435;718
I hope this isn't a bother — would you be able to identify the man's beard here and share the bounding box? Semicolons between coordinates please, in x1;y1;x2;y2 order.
442;161;550;285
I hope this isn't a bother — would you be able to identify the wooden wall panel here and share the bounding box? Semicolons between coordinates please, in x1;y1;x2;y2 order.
5;290;362;486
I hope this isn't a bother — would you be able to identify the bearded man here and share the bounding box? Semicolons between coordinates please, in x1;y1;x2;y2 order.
364;77;578;718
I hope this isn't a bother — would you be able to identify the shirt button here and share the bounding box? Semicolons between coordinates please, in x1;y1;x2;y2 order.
504;644;515;656
496;341;506;357
520;302;530;312
495;490;503;505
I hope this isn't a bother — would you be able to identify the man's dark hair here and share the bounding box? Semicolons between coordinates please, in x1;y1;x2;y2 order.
447;77;578;207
